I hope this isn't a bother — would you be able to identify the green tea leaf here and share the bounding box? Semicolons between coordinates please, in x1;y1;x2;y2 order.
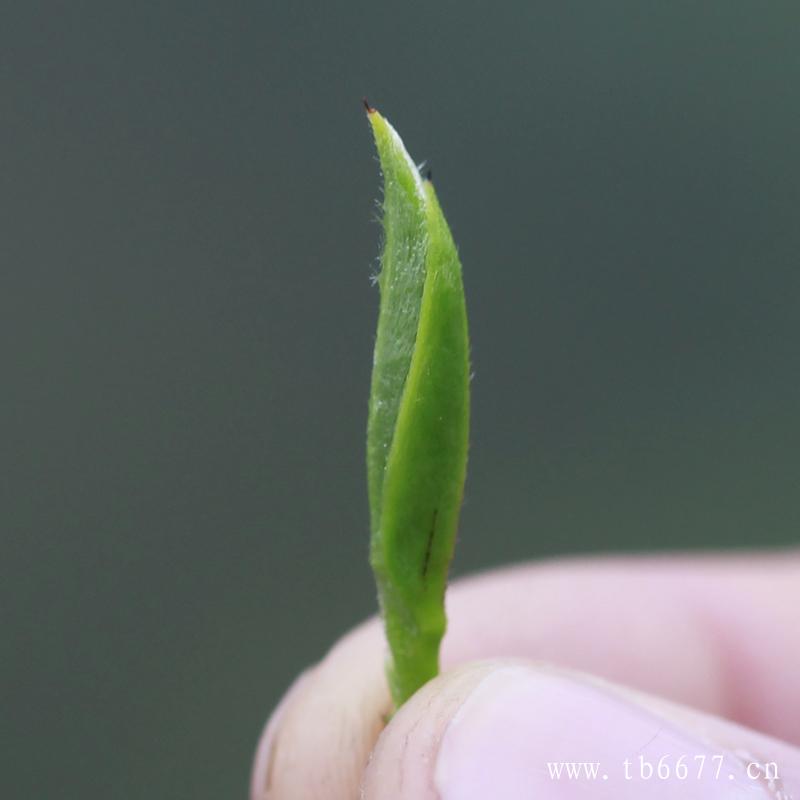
366;107;470;709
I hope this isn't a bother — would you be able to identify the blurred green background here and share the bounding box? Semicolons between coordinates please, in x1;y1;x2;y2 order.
3;1;799;797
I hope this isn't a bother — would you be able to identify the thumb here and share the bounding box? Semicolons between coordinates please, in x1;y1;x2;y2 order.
363;660;800;799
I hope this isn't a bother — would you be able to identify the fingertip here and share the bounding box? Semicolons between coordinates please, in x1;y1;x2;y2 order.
250;667;315;800
251;620;390;799
362;660;510;798
363;660;800;800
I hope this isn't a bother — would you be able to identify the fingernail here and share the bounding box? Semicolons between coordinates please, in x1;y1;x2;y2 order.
434;666;799;800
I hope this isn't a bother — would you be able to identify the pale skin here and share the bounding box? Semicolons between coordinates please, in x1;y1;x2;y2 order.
251;551;800;799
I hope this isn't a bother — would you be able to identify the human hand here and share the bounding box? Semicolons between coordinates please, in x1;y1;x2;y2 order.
251;552;800;799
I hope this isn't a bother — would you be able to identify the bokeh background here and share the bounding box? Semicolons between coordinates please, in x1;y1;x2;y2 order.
4;2;799;797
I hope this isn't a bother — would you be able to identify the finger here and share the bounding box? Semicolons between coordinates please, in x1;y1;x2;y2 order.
251;550;800;799
250;620;388;800
364;659;800;799
443;551;800;739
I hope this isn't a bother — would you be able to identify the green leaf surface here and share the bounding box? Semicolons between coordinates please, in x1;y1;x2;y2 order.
366;108;470;709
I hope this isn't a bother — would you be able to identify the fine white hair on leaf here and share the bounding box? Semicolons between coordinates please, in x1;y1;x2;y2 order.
382;116;426;199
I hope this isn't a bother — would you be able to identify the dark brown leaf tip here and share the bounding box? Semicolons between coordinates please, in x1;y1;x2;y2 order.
363;97;375;114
